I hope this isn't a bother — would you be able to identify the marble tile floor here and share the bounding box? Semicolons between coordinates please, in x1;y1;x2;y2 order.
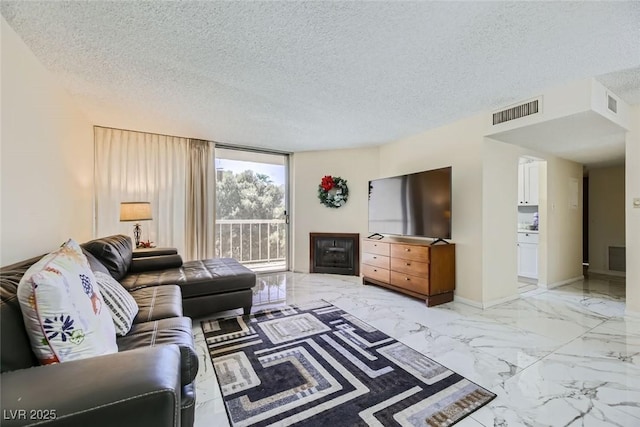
191;272;639;427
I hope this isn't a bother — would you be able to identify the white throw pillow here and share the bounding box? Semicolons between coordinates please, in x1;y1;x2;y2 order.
17;239;118;364
94;271;139;336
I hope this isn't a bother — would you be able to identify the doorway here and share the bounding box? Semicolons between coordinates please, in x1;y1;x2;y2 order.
584;165;626;278
214;147;289;272
517;156;546;292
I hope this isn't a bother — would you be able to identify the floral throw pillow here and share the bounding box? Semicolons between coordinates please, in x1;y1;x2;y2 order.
17;239;117;364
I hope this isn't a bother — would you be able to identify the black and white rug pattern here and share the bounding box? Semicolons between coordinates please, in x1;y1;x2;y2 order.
202;301;496;427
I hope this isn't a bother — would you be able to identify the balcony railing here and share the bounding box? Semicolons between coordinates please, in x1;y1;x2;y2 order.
215;219;287;271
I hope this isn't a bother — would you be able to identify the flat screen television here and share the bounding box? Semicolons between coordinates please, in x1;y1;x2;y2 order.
368;166;452;239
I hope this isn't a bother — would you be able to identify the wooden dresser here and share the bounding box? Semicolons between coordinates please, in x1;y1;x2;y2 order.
361;238;456;307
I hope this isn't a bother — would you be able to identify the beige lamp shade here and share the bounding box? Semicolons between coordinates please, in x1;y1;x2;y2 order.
120;202;153;222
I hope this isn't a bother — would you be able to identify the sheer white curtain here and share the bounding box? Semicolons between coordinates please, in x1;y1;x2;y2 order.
185;139;216;260
94;127;189;255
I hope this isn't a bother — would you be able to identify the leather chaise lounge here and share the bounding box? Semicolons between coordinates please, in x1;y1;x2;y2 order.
84;235;257;318
0;234;256;427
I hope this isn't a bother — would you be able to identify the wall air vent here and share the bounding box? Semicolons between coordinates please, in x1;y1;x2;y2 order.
493;98;540;125
607;94;618;114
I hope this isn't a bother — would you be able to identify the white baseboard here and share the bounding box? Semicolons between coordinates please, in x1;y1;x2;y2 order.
454;293;520;309
539;275;583;289
452;295;483;309
481;293;520;308
588;269;626;278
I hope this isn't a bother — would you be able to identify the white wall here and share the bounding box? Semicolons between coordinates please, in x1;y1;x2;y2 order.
291;147;379;272
480;138;583;301
378;114;485;303
626;106;640;315
543;156;584;286
1;17;94;265
588;165;625;274
481;139;522;303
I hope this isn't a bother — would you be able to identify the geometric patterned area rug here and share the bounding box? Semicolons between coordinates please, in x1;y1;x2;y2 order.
202;301;496;427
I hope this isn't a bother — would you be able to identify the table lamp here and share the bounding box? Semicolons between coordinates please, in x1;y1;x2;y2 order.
119;202;153;247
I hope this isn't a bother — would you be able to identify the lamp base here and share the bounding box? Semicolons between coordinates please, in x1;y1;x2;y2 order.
133;223;142;248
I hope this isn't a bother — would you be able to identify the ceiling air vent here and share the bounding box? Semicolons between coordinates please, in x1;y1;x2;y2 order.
607;94;617;114
493;98;540;125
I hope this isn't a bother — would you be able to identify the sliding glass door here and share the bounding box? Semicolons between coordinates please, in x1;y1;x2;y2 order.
214;147;289;272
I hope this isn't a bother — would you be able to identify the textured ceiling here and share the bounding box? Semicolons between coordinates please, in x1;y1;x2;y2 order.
2;1;639;153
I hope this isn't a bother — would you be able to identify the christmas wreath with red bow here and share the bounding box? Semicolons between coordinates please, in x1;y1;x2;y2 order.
318;175;349;208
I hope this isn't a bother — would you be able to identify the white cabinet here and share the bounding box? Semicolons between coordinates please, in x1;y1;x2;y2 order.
518;161;539;205
518;243;538;279
517;232;538;279
517;233;538;278
525;162;539;205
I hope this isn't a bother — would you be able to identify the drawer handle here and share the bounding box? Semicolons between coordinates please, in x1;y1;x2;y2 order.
374;244;377;247
405;277;410;281
405;248;410;252
373;269;377;272
405;262;411;266
373;256;377;259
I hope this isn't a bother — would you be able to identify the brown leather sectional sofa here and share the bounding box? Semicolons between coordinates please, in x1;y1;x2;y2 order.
0;235;256;427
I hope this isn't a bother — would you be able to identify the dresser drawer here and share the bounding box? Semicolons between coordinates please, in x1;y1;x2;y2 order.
362;252;390;269
390;271;429;295
391;243;429;262
362;240;390;256
362;264;390;283
391;257;429;276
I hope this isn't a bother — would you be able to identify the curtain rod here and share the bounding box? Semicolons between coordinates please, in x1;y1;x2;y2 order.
94;125;292;156
214;143;291;156
93;125;205;142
